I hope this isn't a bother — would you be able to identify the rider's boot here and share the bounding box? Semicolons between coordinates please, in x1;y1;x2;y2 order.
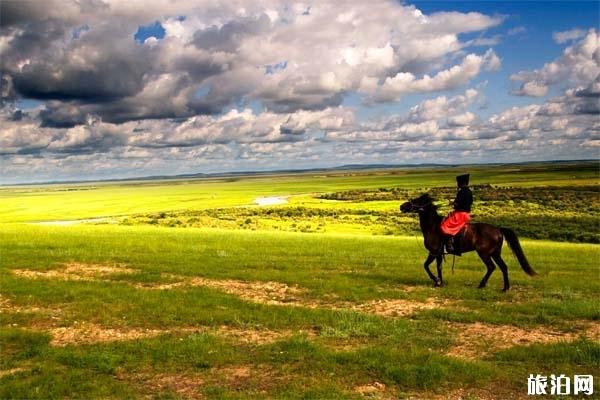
444;235;454;254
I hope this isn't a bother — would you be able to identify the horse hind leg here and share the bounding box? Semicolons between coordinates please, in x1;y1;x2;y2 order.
477;253;496;289
492;253;510;292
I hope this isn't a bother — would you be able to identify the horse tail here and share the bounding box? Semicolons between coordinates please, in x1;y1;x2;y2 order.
500;228;536;276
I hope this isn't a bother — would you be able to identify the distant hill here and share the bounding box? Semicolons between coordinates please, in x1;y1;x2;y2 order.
4;159;597;186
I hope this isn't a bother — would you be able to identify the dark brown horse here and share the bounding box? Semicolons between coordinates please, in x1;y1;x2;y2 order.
400;193;536;291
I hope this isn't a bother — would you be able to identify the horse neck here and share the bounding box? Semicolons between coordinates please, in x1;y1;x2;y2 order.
418;206;441;235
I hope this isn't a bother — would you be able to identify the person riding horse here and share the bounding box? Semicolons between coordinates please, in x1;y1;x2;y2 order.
441;174;472;254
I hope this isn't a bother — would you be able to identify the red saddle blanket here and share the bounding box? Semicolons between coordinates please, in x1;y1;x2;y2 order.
441;211;471;235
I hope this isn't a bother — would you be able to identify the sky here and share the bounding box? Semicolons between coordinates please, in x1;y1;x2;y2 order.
0;0;598;184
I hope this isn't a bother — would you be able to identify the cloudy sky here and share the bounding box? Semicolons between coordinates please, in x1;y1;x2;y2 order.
0;0;598;183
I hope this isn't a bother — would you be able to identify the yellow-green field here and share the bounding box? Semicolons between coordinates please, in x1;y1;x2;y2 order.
1;162;598;399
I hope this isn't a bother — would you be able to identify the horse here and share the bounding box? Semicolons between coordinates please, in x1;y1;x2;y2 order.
400;193;536;291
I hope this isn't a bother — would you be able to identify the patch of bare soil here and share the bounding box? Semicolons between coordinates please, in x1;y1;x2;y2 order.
143;274;460;317
219;365;252;379
154;374;204;398
0;368;27;378
354;381;393;399
213;325;314;345
11;263;459;319
351;298;448;317
446;321;600;360
125;371;205;399
11;262;135;282
148;273;307;306
217;365;255;390
48;322;190;346
123;364;278;399
44;322;310;347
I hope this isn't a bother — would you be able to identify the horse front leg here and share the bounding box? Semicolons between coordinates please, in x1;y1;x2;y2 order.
423;254;439;286
435;254;444;287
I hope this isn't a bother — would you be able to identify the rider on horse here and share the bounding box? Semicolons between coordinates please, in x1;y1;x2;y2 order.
441;174;472;254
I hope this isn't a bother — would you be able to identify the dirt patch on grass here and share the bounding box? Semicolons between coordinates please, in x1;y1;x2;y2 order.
133;273;309;305
44;322;310;347
168;274;306;305
28;265;309;305
447;321;600;359
214;325;314;345
0;368;27;378
351;298;449;317
153;374;204;398
12;262;135;282
219;365;252;379
11;263;460;319
48;322;188;346
146;275;455;318
216;365;256;391
124;371;205;399
354;381;394;399
137;274;462;317
123;364;279;399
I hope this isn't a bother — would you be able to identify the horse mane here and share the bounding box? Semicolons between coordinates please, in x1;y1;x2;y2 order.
419;193;438;211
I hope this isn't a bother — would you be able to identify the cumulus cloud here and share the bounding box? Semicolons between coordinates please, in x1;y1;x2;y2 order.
374;50;500;102
0;1;598;183
512;29;600;96
1;0;502;126
0;107;127;155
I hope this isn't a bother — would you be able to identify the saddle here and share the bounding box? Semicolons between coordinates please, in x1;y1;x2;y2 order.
445;226;468;256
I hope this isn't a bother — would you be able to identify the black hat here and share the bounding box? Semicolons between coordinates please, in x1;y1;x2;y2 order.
456;174;470;186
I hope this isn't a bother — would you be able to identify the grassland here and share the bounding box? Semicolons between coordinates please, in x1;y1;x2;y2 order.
2;162;598;242
0;161;598;399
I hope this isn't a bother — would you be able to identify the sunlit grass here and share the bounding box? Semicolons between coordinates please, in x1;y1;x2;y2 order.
1;162;598;398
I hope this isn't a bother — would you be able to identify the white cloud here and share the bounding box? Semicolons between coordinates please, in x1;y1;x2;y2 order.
448;111;477;126
1;1;598;183
1;0;503;123
512;29;600;96
374;50;500;102
553;28;586;44
507;26;526;36
518;81;549;97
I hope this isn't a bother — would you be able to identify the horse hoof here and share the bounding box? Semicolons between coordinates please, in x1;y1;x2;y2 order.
477;284;486;289
434;279;443;287
502;287;510;292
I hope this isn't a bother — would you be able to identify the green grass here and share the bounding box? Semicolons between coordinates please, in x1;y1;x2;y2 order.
0;224;598;398
0;162;598;398
1;161;597;223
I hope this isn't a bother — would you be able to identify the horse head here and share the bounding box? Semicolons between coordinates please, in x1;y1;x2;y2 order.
400;193;434;213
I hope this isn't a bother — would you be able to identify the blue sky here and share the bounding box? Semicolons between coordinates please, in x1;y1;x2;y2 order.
1;0;598;183
357;1;600;119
